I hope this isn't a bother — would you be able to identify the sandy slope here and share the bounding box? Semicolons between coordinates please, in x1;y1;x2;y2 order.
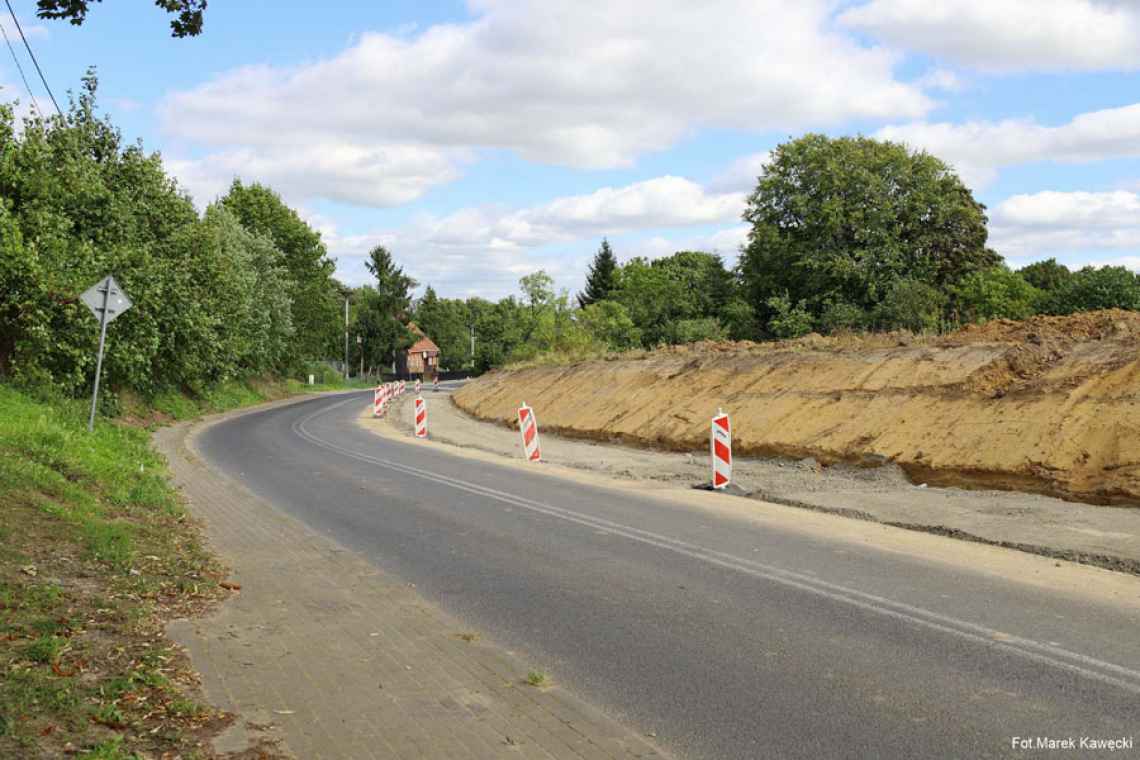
454;310;1140;505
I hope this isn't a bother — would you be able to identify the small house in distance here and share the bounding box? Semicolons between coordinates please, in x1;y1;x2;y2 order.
398;323;441;380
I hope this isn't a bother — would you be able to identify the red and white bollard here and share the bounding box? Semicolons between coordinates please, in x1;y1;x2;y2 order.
414;396;428;438
414;379;422;395
710;408;731;489
373;386;384;418
399;380;405;395
517;402;541;462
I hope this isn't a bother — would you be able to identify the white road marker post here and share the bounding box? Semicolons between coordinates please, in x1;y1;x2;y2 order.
711;408;732;490
517;402;541;462
414;396;428;438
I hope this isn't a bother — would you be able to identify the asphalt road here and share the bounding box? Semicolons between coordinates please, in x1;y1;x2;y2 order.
197;390;1140;760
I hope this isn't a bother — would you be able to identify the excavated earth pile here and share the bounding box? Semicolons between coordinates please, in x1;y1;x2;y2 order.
454;310;1140;506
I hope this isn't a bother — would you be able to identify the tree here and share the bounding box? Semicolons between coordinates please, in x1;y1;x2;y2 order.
413;286;472;370
739;134;997;332
577;300;641;351
873;279;947;333
578;239;618;307
356;245;417;368
1018;258;1072;293
1041;266;1140;315
519;271;555;310
611;251;738;347
37;0;207;37
952;266;1040;323
221;181;340;361
469;296;527;372
765;293;814;339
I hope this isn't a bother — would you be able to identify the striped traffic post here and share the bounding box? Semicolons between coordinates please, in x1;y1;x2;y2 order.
415;379;422;395
517;403;541;462
711;408;731;489
414;396;428;438
373;386;383;418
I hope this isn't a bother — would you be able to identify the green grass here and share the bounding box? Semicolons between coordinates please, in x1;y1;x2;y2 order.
525;670;549;687
147;376;373;422
0;381;303;758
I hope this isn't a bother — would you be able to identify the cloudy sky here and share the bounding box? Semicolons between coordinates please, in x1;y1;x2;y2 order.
3;0;1140;299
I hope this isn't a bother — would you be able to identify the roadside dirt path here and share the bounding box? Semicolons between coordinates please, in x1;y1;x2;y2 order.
380;389;1140;575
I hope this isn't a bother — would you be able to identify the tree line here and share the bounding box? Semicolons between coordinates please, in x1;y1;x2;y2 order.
407;134;1140;371
5;78;1138;400
1;73;345;400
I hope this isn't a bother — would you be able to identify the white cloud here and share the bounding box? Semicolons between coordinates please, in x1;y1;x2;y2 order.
990;190;1140;259
319;173;748;297
841;0;1140;72
915;68;963;92
709;151;771;193
874;102;1140;189
160;0;930;208
167;143;466;210
621;225;750;263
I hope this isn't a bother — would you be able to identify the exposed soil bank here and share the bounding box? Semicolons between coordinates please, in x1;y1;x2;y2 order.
454;310;1140;506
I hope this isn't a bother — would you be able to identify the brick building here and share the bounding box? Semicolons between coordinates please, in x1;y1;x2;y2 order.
398;323;441;379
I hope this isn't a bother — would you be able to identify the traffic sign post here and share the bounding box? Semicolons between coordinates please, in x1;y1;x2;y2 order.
80;275;132;432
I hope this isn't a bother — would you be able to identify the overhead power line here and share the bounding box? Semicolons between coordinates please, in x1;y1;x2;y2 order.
4;0;61;117
0;16;41;118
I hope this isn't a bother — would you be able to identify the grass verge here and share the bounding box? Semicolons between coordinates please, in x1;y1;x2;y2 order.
0;377;352;757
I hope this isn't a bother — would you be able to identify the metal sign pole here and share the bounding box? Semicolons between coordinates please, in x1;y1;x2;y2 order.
80;275;133;433
87;284;111;432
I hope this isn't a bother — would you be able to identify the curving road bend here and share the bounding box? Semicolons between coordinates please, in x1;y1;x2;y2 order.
197;390;1140;760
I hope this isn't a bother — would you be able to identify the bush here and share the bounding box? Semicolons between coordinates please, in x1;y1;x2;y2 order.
578;300;641;350
670;318;727;344
1040;266;1140;315
952;266;1041;323
766;293;814;339
817;299;867;334
873;279;946;333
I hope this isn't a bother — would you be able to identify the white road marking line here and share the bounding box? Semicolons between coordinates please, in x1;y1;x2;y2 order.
292;396;1140;696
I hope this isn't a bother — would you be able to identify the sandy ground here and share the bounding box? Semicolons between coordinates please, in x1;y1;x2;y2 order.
454;311;1140;505
375;388;1140;575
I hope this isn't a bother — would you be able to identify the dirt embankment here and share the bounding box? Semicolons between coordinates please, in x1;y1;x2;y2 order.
454;310;1140;506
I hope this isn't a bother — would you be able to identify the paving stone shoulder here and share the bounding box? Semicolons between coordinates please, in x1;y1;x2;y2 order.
155;402;667;760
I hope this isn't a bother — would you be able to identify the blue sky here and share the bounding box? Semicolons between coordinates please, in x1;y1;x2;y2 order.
4;0;1140;300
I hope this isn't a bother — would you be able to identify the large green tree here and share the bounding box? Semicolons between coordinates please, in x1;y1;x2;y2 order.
578;238;617;307
0;74;299;396
221;180;340;361
353;245;416;370
1018;258;1072;293
739;134;998;333
612;251;737;346
413;286;472;370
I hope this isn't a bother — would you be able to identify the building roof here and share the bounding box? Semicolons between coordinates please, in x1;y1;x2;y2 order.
406;323;440;355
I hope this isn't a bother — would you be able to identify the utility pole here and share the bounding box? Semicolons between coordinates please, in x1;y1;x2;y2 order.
344;297;349;380
470;324;475;366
